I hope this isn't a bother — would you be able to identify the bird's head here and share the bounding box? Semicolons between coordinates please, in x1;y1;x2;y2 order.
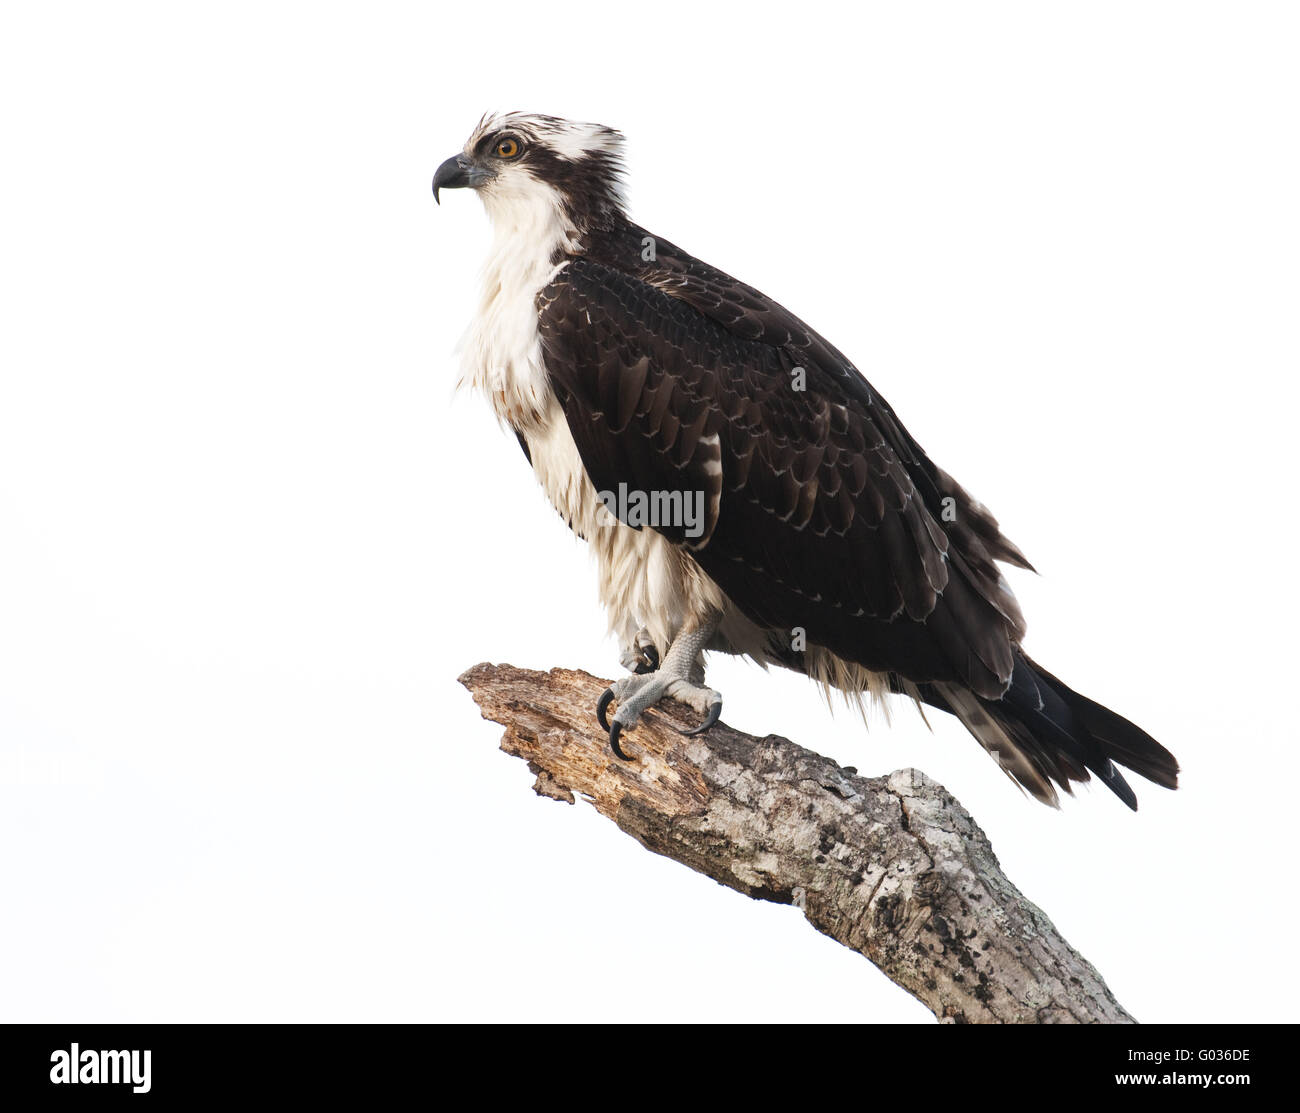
432;112;628;236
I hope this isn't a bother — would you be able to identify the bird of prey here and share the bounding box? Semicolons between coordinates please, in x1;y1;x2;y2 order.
433;112;1178;809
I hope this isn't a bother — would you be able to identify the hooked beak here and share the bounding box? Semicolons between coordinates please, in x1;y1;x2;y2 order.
432;154;491;204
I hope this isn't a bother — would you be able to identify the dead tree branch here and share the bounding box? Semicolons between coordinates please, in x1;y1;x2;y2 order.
458;661;1135;1023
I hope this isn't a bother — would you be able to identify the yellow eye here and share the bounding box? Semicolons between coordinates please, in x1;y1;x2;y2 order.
496;138;519;159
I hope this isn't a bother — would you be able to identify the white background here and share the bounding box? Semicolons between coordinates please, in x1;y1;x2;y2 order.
1;1;1296;1023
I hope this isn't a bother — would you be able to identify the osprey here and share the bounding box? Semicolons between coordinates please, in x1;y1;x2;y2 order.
433;112;1179;809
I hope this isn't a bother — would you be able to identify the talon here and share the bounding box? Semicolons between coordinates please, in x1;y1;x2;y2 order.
608;720;635;761
596;687;615;731
679;699;722;736
633;645;660;674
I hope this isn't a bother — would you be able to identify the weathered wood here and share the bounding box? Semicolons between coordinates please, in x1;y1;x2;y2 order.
458;662;1135;1023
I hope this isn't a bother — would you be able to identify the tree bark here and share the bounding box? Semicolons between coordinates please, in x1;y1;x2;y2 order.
458;661;1135;1024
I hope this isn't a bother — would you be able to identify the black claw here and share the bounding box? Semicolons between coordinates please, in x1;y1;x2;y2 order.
633;645;660;674
679;700;723;737
608;720;634;761
599;687;635;759
596;687;615;731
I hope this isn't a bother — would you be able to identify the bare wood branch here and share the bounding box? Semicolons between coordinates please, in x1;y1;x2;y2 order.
458;661;1135;1024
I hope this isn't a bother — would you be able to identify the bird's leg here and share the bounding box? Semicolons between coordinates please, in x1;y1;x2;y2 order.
618;627;660;675
596;616;723;760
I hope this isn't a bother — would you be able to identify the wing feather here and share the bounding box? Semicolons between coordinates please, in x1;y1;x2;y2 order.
538;249;1030;698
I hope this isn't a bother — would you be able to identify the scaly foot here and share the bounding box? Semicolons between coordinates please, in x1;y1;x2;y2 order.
596;622;722;759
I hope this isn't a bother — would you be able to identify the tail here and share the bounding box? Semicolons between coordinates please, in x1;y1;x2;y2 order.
931;653;1179;810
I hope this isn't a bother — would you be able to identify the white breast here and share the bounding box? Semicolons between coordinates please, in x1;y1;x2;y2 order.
457;188;574;433
457;185;729;653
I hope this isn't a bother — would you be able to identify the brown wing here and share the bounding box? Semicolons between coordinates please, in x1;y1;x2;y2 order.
538;256;1029;699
